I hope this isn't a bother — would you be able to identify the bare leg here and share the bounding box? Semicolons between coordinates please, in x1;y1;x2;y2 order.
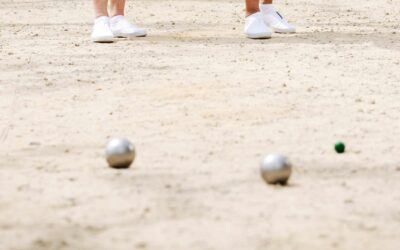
246;0;260;16
110;0;125;17
93;0;109;18
246;0;273;16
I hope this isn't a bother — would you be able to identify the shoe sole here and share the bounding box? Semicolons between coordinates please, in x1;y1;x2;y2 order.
113;31;147;38
246;33;272;39
115;34;147;39
93;40;114;43
274;29;296;34
92;37;115;43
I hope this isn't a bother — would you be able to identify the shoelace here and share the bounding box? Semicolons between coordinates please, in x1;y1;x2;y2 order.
276;12;283;20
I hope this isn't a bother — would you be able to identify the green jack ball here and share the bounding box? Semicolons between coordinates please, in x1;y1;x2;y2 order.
334;142;345;153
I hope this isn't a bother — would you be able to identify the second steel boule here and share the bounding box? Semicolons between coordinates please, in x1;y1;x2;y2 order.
105;138;136;169
260;154;292;185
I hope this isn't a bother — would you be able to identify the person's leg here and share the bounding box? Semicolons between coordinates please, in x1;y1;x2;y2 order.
109;0;125;17
93;0;109;18
246;0;261;16
91;0;114;42
109;0;147;38
244;0;271;38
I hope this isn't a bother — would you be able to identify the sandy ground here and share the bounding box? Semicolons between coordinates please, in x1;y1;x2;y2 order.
1;0;400;249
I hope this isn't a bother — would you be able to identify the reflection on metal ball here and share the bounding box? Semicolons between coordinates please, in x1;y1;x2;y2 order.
105;138;136;169
260;154;292;185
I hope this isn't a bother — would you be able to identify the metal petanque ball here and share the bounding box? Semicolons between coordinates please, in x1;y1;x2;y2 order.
105;138;136;169
260;154;292;185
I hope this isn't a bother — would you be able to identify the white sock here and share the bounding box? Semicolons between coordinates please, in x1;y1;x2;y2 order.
260;4;275;13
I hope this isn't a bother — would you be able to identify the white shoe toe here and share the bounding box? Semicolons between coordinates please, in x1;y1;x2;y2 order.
91;16;115;43
244;12;272;39
92;35;114;43
272;23;296;33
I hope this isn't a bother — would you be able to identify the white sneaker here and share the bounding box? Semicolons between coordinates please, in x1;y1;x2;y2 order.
244;12;272;39
260;4;296;33
110;15;147;38
91;16;115;43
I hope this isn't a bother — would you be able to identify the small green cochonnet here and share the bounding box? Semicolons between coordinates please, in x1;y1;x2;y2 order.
335;142;346;153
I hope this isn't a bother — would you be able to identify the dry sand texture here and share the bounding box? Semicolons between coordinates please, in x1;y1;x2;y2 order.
1;0;400;249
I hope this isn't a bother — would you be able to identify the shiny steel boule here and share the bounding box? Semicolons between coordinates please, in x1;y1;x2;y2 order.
105;138;136;169
260;154;292;185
